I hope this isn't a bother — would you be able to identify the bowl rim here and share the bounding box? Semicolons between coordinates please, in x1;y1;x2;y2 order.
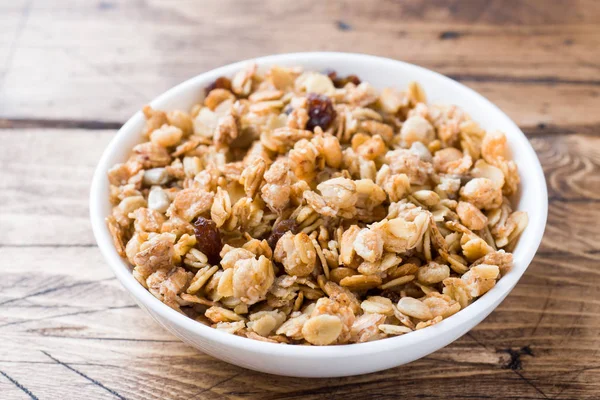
90;51;548;359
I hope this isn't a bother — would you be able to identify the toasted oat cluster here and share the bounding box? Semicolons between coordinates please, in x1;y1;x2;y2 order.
106;64;528;345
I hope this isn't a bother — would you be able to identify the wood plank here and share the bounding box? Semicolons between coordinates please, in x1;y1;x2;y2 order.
0;246;598;399
1;0;599;123
0;130;111;246
0;1;29;71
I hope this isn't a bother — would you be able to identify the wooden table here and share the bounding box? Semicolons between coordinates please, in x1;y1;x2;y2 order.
1;1;599;399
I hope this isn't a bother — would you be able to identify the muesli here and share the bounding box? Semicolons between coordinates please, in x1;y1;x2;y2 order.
106;65;527;345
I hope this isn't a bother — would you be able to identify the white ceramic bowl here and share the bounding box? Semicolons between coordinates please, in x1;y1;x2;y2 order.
90;52;547;378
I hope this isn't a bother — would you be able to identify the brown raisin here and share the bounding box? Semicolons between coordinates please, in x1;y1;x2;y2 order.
267;219;299;249
306;93;336;132
326;70;361;88
379;289;401;304
205;77;232;95
325;69;338;81
193;217;223;264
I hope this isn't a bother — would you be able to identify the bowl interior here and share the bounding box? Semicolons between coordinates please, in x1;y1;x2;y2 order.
90;52;547;358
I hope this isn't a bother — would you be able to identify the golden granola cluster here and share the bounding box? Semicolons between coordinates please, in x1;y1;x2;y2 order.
106;64;528;345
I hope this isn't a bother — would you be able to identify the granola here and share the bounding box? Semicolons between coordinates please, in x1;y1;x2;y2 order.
106;65;528;345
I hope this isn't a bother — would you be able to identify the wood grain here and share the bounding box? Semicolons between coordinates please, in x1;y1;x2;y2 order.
2;0;600;399
1;0;600;126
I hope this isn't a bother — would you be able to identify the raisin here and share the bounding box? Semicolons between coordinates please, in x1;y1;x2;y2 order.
306;93;336;132
326;70;361;88
267;219;299;249
205;77;232;95
324;69;338;81
193;217;223;264
379;289;401;304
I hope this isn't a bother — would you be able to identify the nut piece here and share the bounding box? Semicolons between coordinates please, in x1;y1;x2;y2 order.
302;315;343;345
143;168;169;186
148;186;170;213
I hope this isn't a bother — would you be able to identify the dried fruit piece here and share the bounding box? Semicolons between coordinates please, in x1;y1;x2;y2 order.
326;70;361;88
193;217;223;264
267;219;299;249
306;93;337;132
